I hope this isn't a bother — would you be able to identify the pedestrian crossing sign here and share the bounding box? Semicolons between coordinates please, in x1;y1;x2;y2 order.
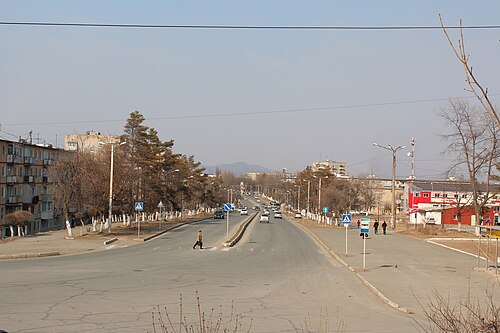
135;202;143;211
341;214;352;225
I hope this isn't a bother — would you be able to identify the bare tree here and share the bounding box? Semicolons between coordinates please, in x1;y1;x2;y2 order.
439;14;500;128
415;288;500;333
440;99;499;228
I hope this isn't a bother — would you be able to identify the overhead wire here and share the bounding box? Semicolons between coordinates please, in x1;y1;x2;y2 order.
4;93;499;127
1;21;500;30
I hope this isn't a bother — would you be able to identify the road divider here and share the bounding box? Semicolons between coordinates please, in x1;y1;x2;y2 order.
223;212;258;247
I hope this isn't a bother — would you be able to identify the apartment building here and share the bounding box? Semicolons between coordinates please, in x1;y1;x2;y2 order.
0;139;61;238
310;160;348;178
64;131;121;153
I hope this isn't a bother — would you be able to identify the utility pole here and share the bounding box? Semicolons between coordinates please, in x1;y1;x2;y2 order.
373;143;406;230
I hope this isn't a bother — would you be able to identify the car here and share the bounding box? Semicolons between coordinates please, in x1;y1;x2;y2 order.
240;208;248;215
252;205;260;211
260;212;270;223
274;211;282;219
214;210;224;219
294;211;302;219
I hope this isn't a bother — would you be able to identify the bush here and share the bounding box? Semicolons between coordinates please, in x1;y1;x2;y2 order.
149;292;251;333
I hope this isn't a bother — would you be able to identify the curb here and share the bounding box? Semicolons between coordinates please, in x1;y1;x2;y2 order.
292;219;408;314
104;238;118;245
0;251;60;260
223;212;258;247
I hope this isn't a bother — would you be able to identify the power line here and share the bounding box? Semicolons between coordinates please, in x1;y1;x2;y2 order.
4;93;499;127
1;21;500;30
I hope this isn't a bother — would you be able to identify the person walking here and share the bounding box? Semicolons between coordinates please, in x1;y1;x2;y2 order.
357;219;360;229
193;230;203;249
382;220;387;235
373;220;379;234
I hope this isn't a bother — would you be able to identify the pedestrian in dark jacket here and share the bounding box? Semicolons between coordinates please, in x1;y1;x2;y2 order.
382;221;387;235
373;220;379;234
193;230;203;249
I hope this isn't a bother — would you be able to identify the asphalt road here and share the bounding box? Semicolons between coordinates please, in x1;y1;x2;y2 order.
1;211;417;333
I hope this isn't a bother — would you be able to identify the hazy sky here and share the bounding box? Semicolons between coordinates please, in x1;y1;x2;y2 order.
1;1;499;179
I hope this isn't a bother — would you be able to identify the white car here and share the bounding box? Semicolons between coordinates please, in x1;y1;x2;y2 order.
240;208;248;215
259;212;270;223
294;211;302;219
274;211;282;219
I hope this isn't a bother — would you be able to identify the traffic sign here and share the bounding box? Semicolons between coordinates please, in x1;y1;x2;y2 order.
342;214;352;225
223;203;232;212
157;201;165;208
323;207;329;213
360;217;370;233
135;202;143;211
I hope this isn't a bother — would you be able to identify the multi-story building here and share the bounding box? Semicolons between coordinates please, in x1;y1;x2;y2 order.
64;131;121;153
0;139;61;238
310;160;348;178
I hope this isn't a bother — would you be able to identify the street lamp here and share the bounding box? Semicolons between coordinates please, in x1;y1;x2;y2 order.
373;142;406;230
99;141;126;233
313;175;328;214
303;179;311;215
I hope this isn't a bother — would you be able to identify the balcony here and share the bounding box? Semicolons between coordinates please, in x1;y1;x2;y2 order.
24;175;34;183
43;159;52;166
7;155;20;164
6;196;18;204
24;156;34;164
41;211;53;220
41;193;54;202
6;176;19;184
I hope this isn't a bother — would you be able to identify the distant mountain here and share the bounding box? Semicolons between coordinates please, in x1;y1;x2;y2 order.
203;162;275;175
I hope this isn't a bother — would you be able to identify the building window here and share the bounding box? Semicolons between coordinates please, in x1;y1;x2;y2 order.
462;194;467;198
453;215;458;220
435;193;440;198
415;193;420;197
444;194;448;198
423;193;429;198
454;194;459;198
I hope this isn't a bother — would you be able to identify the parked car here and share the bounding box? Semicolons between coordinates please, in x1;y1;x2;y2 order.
214;210;224;219
240;208;248;215
294;211;302;219
260;212;270;223
274;211;282;219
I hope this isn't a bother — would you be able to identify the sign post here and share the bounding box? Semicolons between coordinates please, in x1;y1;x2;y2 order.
157;201;165;230
135;202;143;238
323;207;329;225
360;218;370;270
342;213;352;256
223;203;232;239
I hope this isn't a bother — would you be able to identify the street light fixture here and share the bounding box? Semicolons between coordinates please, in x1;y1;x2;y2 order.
99;141;126;233
373;142;406;230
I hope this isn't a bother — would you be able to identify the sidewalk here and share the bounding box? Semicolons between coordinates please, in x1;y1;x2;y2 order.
0;216;212;259
294;218;500;317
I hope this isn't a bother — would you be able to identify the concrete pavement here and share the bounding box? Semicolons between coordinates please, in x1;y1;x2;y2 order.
292;219;500;318
1;213;498;320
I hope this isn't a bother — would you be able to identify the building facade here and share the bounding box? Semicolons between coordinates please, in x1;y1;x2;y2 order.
311;160;348;178
405;181;500;225
0;139;61;238
64;131;121;153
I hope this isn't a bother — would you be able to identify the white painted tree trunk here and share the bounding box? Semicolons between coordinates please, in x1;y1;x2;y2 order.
9;225;15;237
92;217;97;232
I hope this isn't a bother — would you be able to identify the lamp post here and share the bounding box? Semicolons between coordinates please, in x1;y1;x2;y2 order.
373;143;406;230
303;179;311;215
99;141;126;233
313;175;329;214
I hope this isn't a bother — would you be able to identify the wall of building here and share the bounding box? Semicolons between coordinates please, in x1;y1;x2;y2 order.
0;139;61;238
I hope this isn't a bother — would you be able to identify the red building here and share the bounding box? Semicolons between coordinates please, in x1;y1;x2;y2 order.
405;181;500;225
